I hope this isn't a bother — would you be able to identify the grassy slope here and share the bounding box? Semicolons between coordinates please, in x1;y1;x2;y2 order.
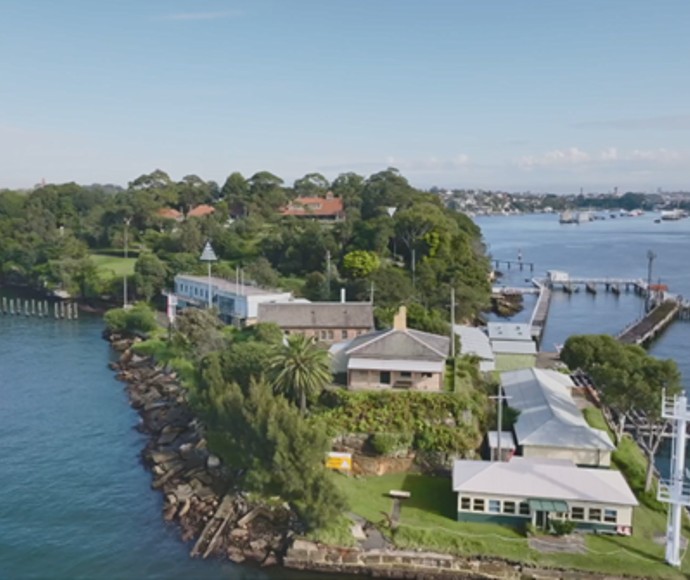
90;252;136;278
331;465;689;578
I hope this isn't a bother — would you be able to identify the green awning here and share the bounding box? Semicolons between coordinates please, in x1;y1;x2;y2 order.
528;498;568;512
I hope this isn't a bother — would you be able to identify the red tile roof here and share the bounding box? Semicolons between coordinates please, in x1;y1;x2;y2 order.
281;196;344;217
156;207;183;220
188;204;216;217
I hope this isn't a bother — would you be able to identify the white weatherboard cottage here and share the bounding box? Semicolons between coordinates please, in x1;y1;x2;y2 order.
452;457;637;534
501;368;615;467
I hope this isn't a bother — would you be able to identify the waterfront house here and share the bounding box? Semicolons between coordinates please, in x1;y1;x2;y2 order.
280;193;345;221
487;322;537;370
329;306;449;391
174;274;294;326
453;325;495;372
452;456;637;534
257;300;374;345
501;368;615;467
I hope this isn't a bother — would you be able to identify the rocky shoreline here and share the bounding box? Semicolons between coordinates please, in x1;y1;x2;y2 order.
107;333;295;567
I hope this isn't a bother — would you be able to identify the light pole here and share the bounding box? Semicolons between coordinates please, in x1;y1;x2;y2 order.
489;390;511;462
123;217;131;308
200;241;218;309
647;250;657;312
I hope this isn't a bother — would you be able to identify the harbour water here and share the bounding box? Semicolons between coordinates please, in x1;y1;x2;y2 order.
1;212;689;579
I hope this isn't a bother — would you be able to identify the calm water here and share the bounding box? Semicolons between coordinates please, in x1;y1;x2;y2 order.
0;314;327;580
2;213;689;578
476;212;690;389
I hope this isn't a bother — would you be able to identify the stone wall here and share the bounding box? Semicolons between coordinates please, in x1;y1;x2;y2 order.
284;540;629;580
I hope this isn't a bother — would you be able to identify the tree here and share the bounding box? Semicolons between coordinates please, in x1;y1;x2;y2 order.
104;303;157;335
220;172;250;217
342;250;380;279
134;252;167;302
293;173;329;198
268;334;332;415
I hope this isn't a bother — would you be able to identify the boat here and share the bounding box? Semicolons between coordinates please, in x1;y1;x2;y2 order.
661;209;683;221
576;211;592;224
559;210;576;224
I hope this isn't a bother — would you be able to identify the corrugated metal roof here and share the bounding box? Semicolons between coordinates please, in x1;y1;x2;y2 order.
175;274;289;297
454;325;494;361
487;431;516;450
491;340;537;355
501;368;615;451
258;302;374;329
452;457;637;506
347;329;449;361
347;357;444;373
487;322;532;341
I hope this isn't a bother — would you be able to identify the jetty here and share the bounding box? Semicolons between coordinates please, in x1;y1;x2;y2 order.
0;297;78;319
617;300;681;346
529;279;552;343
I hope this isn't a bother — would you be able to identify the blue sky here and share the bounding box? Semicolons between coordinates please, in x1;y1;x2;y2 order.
1;0;689;193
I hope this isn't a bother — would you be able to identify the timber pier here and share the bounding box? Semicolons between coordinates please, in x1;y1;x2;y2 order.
0;296;79;319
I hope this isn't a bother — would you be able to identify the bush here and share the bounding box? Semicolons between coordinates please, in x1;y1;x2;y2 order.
104;302;157;336
550;519;576;536
370;432;413;456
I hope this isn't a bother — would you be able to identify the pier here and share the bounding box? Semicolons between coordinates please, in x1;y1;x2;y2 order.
529;279;552;344
617;300;681;346
1;297;79;319
493;258;535;272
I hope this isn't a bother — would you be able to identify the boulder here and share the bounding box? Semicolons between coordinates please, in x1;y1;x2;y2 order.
207;455;221;469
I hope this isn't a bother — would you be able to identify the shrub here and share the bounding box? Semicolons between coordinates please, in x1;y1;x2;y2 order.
370;432;413;456
550;519;576;536
104;302;157;336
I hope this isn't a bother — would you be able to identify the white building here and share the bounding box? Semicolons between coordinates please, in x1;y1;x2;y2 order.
452;456;637;534
174;274;294;325
487;322;537;371
501;368;615;467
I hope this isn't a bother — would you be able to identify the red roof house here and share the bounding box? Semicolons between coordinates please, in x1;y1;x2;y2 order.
156;207;183;221
188;204;216;218
281;194;344;220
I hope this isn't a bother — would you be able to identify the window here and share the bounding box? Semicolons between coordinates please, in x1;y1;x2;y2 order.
460;497;471;510
472;498;485;512
503;501;516;514
401;371;412;378
341;330;348;339
519;502;530;516
570;507;585;521
604;509;617;523
488;500;500;513
380;371;391;385
422;372;433;378
327;330;334;339
321;330;327;339
588;508;602;522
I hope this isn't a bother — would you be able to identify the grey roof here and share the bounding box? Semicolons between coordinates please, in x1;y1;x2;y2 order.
347;328;449;361
257;302;374;329
487;431;516;450
454;325;494;361
452;457;637;506
491;340;537;355
176;274;287;297
487;322;532;341
501;368;614;451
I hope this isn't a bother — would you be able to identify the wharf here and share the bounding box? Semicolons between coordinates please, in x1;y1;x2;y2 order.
616;300;681;346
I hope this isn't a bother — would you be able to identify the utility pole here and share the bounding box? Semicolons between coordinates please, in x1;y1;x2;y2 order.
450;286;456;358
326;250;331;299
123;217;131;308
489;390;512;462
647;250;657;312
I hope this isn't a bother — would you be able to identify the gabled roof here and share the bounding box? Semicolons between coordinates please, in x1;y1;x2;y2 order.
281;196;344;217
452;457;637;506
346;328;449;361
487;322;532;341
501;368;614;451
257;302;374;329
156;207;183;220
454;325;494;361
188;204;216;217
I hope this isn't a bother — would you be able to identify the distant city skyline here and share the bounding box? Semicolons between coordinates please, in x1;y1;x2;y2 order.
2;0;689;193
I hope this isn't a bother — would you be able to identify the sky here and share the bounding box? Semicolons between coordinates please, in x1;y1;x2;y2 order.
1;0;689;193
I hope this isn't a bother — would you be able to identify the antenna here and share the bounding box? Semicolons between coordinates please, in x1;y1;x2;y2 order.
657;393;690;567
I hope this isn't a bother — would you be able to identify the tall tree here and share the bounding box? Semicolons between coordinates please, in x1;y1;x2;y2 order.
268;334;332;415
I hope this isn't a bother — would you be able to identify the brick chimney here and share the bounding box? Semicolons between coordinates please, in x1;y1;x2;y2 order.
392;305;407;331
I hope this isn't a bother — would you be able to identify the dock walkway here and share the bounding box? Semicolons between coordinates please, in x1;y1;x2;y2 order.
529;279;552;343
616;300;680;345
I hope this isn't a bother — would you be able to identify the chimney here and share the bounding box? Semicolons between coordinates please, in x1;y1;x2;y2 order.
340;288;346;303
392;305;407;331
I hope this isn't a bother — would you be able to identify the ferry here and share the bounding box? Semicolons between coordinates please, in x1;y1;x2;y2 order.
661;209;683;221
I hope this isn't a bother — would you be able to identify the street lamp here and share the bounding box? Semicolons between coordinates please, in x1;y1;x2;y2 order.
200;240;218;309
123;217;131;308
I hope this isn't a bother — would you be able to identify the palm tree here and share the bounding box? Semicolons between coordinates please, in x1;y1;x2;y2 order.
268;334;332;416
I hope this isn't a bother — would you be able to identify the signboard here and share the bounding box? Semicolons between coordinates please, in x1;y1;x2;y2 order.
325;452;352;472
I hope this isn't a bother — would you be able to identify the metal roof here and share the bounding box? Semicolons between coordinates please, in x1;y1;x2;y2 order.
257;302;374;329
348;357;445;373
487;322;532;341
501;368;615;451
347;328;449;361
454;325;494;361
452;457;637;506
175;274;289;297
528;499;568;512
491;340;537;355
487;431;516;450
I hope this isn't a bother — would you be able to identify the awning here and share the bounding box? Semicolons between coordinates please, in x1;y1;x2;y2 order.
528;498;568;512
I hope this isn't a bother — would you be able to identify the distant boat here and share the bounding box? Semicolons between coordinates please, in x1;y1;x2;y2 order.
661;209;683;221
559;210;576;224
576;211;592;224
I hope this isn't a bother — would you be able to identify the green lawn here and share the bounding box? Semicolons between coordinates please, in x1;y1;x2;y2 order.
90;253;136;279
331;470;690;578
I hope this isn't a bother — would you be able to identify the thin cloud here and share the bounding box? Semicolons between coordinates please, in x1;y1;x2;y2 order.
163;10;242;21
517;146;689;171
575;114;690;131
